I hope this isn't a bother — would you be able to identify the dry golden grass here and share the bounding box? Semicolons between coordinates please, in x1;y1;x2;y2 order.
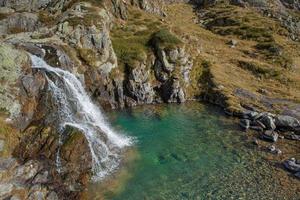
163;3;300;112
0;115;20;157
111;2;300;112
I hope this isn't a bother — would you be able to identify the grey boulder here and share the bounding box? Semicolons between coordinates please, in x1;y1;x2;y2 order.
260;115;276;130
283;158;300;173
275;115;300;130
260;130;278;142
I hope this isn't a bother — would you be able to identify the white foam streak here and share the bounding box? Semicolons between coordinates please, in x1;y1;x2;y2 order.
30;55;132;181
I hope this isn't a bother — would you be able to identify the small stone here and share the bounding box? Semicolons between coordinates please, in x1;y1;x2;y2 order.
253;112;265;120
257;88;269;95
278;135;284;139
32;171;49;184
267;145;282;154
283;158;300;173
14;160;40;184
228;39;238;48
276;149;282;154
240;119;250;130
268;145;276;152
253;139;259;145
241;110;258;120
47;191;59;200
255;120;266;129
285;132;300;141
10;195;21;200
260;115;276;130
260;130;279;142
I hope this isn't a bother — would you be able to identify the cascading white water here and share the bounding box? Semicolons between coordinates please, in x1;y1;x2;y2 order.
30;55;132;181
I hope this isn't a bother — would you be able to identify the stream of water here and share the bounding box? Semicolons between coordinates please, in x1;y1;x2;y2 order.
30;55;132;181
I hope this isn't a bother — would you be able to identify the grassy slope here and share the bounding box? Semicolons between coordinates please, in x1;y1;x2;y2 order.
163;3;300;112
109;2;300;113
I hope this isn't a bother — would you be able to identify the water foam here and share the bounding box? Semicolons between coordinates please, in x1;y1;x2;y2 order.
30;55;132;181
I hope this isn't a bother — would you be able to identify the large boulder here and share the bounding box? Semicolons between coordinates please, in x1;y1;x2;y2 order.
260;115;276;130
280;0;300;10
0;0;50;12
0;12;40;35
126;62;156;104
275;115;300;130
0;43;29;117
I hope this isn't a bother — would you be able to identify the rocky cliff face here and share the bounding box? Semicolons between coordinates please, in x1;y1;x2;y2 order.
0;0;300;199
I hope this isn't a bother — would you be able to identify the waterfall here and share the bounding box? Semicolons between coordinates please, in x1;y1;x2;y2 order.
30;55;132;181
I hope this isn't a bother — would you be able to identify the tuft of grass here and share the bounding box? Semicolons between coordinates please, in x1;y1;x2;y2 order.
8;27;26;34
0;13;10;21
112;39;147;66
38;11;57;27
255;42;293;69
238;60;281;79
149;28;182;49
255;42;282;55
66;13;100;27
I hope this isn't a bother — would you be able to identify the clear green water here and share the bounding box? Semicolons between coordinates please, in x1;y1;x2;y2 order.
88;103;296;200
